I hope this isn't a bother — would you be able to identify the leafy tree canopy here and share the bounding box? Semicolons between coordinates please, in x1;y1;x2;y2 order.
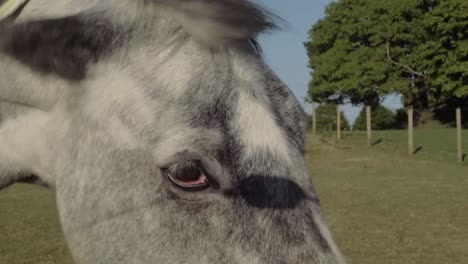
305;0;468;108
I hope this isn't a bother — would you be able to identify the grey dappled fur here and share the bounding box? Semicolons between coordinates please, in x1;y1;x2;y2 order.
0;0;346;263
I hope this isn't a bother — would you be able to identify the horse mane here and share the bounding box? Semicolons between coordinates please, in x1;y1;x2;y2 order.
151;0;280;47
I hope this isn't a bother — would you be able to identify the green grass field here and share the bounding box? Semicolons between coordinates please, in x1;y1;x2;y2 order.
310;129;468;264
0;129;467;264
341;129;467;163
0;185;73;264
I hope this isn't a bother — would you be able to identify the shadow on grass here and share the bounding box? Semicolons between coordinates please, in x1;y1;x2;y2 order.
463;153;466;162
413;146;423;154
371;139;383;146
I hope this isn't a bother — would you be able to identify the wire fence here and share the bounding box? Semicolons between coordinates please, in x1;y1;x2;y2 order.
310;105;467;163
413;108;468;129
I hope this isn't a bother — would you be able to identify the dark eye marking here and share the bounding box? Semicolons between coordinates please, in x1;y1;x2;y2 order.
163;160;210;191
0;14;125;80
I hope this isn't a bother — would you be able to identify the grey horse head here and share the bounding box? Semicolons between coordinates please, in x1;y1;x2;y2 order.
0;0;346;263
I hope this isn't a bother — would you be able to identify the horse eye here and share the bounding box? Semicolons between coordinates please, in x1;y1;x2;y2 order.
164;160;210;191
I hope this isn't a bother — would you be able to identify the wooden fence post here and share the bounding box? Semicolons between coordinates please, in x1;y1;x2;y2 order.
312;103;317;136
366;106;372;146
456;108;463;163
408;107;414;155
337;105;341;140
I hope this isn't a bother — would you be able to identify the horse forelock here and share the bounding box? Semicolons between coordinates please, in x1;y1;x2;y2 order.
147;0;280;45
0;0;275;81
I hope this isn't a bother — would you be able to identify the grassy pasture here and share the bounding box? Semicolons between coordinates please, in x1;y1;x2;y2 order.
0;129;467;264
310;130;468;264
0;185;73;264
341;129;467;163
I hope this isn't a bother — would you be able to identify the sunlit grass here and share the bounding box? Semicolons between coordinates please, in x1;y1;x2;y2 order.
0;184;73;264
341;129;467;163
307;131;468;264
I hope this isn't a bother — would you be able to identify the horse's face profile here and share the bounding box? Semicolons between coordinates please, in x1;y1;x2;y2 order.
0;1;346;263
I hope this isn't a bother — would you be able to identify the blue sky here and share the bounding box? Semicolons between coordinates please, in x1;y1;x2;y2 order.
257;0;402;124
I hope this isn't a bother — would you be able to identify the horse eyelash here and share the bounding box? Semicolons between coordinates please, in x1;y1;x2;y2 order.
166;160;202;180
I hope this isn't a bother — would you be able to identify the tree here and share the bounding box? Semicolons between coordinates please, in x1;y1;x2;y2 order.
305;0;391;107
353;105;396;130
379;0;441;107
305;0;467;110
394;108;409;129
422;0;468;102
311;104;350;132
